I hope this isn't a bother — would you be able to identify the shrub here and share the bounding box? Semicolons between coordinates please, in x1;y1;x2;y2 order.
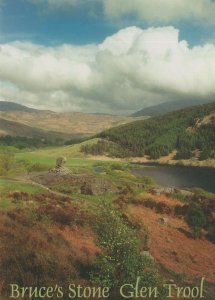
207;223;215;243
35;202;91;227
90;204;163;299
171;192;188;202
0;154;30;176
109;163;126;171
186;203;206;238
0;153;15;175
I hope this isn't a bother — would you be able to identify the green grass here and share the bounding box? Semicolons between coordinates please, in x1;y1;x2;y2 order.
15;150;130;176
20;138;100;158
0;178;44;194
15;153;97;174
0;178;47;210
0;198;14;209
15;153;56;166
188;187;215;199
16;153;104;167
171;191;189;203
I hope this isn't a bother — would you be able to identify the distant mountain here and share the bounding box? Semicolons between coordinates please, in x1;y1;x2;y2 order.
131;99;215;117
0;101;39;112
0;117;74;141
0;101;138;145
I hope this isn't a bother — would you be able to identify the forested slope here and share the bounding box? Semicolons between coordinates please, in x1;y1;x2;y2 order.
93;102;215;159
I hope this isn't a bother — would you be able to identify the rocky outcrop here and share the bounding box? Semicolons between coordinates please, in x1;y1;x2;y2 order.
150;187;194;197
30;172;118;195
29;156;118;195
49;157;72;175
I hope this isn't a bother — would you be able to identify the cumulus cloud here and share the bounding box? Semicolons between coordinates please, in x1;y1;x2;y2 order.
104;0;215;23
28;0;215;24
1;26;215;114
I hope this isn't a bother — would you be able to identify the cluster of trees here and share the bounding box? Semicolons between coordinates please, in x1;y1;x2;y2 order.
81;140;110;155
81;139;132;158
0;135;58;149
64;137;87;145
93;102;215;160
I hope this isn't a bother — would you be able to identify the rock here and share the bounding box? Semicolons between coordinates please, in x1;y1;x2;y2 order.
30;172;118;195
166;237;172;243
166;279;175;284
29;156;119;195
150;187;176;196
49;166;72;175
158;217;169;225
49;156;72;175
80;182;93;195
140;251;154;261
178;189;194;197
56;156;67;168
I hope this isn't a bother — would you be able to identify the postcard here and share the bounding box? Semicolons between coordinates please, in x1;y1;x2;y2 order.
0;1;215;299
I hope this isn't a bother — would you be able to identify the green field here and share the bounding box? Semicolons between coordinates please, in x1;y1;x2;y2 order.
14;138;128;174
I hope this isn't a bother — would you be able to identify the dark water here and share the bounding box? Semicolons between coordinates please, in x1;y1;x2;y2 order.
131;164;215;193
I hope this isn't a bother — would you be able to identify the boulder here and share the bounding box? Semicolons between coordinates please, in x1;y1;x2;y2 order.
56;156;67;168
158;217;169;225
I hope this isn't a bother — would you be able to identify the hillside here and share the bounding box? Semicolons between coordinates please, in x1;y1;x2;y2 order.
0;101;39;112
131;99;215;117
82;102;215;161
0;118;72;140
0;102;137;143
0;156;215;299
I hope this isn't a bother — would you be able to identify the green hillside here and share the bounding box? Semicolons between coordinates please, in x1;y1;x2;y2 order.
90;102;215;160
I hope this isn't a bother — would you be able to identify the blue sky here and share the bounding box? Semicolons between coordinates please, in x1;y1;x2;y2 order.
0;0;214;46
1;0;215;114
0;0;110;45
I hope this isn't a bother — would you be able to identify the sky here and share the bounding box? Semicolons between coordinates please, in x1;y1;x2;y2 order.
1;0;215;114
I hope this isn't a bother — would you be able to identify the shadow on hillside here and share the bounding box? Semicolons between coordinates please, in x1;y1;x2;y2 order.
177;227;193;239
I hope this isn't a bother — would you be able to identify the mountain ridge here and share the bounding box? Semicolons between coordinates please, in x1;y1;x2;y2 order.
0;101;138;142
0;101;42;112
131;99;215;117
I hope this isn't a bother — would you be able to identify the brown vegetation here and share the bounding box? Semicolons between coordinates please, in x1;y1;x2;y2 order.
0;187;103;299
128;192;215;283
0;110;136;138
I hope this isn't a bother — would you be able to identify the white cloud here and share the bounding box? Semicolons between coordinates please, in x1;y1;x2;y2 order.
28;0;96;8
1;26;215;114
104;0;215;23
28;0;215;24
